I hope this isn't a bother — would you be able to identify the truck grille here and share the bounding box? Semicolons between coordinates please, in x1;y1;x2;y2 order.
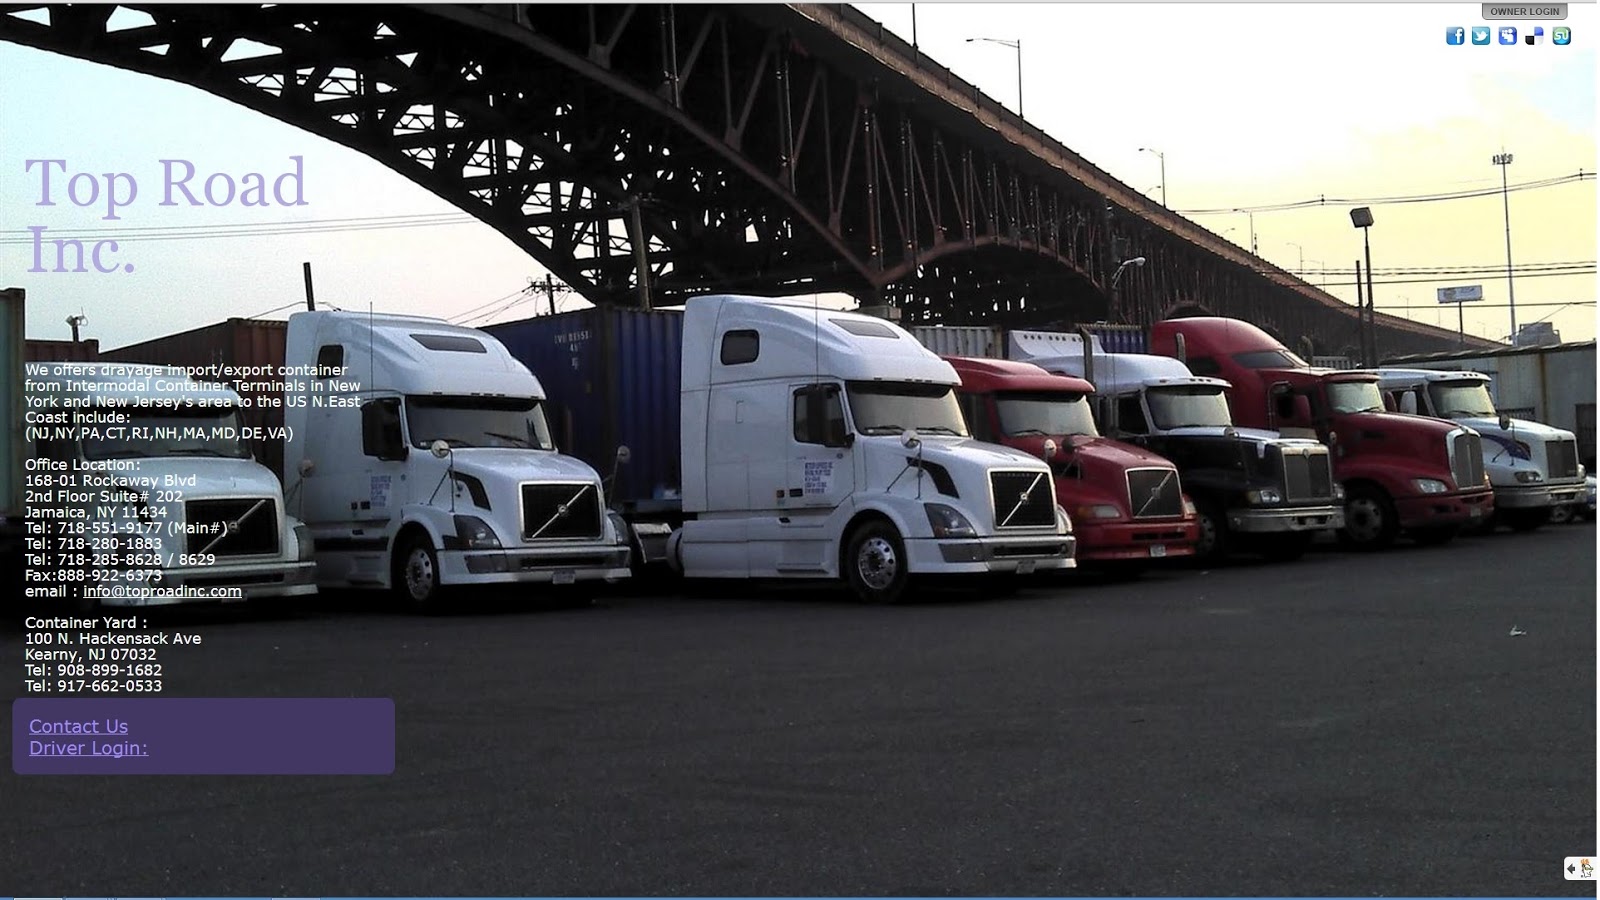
1546;439;1579;479
1279;447;1335;501
520;483;603;540
1452;432;1486;490
1126;468;1184;518
990;471;1055;528
184;498;280;557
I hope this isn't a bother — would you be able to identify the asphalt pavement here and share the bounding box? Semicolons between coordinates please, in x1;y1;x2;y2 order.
3;523;1595;896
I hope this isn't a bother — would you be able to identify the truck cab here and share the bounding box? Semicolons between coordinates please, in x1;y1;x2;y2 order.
668;295;1075;603
282;311;630;611
1012;335;1344;562
943;355;1199;568
1376;367;1585;530
1150;317;1494;548
24;361;317;608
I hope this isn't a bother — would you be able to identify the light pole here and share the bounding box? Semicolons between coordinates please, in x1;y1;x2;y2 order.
966;37;1023;117
1233;209;1257;254
1110;256;1147;323
1492;151;1517;342
1139;147;1166;207
1350;207;1376;365
1286;241;1305;275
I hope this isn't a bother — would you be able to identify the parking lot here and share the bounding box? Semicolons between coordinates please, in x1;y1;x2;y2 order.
3;524;1595;897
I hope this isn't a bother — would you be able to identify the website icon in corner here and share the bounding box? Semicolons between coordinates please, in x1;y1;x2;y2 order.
1565;857;1596;879
1498;25;1519;44
1553;26;1571;45
1446;26;1467;44
1471;26;1492;44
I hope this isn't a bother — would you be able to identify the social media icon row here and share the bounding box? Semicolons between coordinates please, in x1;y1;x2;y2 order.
1448;25;1571;45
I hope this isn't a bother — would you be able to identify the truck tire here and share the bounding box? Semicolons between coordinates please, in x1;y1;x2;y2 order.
1547;503;1574;525
1339;486;1399;551
1190;499;1230;564
844;520;909;604
394;534;444;614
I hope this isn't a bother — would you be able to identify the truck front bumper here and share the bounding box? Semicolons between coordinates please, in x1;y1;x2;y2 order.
1075;518;1198;562
1394;486;1495;528
99;559;319;606
1491;483;1559;509
1228;504;1345;533
916;534;1076;573
449;546;631;585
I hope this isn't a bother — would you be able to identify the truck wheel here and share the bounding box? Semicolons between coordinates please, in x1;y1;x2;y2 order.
1339;487;1399;550
1547;503;1574;525
844;521;909;604
394;534;443;614
1502;507;1550;532
1258;532;1313;562
1191;500;1229;563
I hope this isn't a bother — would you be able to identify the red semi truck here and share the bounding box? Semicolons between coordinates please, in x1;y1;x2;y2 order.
945;356;1199;569
1148;317;1494;548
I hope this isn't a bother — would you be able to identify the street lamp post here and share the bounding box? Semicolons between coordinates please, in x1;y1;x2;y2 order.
1286;241;1305;275
1350;207;1376;365
1110;256;1147;323
1139;147;1166;207
965;37;1023;117
1233;209;1257;254
1492;151;1517;343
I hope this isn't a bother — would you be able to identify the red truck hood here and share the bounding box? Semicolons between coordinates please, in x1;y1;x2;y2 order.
1004;433;1175;471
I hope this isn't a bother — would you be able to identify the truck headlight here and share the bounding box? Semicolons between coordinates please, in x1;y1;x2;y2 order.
1513;470;1542;483
1332;483;1346;500
1246;488;1282;505
452;514;502;549
1074;504;1122;520
924;503;976;538
1413;478;1449;494
1181;495;1198;517
292;522;315;562
1055;504;1074;535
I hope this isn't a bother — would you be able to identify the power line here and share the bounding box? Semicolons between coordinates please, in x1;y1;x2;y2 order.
1178;170;1593;215
1373;301;1594;310
1294;269;1591;288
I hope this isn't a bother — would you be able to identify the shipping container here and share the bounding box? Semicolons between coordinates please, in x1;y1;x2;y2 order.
25;338;100;362
485;308;685;515
1383;341;1597;469
2;288;24;531
100;317;290;478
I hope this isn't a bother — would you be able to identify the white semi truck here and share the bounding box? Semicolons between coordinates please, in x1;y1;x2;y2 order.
1376;368;1586;530
281;310;631;611
651;296;1076;602
24;361;317;608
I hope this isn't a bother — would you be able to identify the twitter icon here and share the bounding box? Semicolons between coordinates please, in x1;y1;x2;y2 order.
1471;26;1491;45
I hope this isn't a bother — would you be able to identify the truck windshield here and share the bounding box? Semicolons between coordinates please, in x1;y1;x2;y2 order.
846;382;969;436
1146;386;1233;429
80;406;250;460
1427;381;1496;418
995;391;1099;438
1326;381;1386;414
406;396;555;450
1233;349;1308;368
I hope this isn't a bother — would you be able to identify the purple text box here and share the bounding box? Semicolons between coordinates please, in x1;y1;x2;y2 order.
13;697;395;775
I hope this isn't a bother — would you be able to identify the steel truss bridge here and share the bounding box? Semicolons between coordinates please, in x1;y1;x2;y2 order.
0;2;1494;356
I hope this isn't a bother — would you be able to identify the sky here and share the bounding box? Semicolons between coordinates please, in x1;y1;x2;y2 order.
0;1;1595;351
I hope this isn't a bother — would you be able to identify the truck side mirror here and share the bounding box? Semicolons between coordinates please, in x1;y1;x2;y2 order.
1499;412;1511;431
430;439;451;459
1042;439;1058;461
299;458;316;477
615;445;632;465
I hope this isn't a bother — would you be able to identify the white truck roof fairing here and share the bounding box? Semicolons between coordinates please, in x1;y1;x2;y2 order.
1008;329;1104;362
1375;368;1491;389
1018;351;1232;396
288;311;544;398
24;361;243;407
682;295;958;389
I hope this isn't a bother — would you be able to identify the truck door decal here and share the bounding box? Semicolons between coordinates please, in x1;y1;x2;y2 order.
371;475;392;510
803;460;833;494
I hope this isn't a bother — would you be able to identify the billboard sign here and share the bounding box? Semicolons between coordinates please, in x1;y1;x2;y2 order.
1436;285;1484;303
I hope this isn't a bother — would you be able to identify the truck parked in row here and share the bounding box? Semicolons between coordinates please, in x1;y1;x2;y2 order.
999;330;1345;562
280;311;633;611
486;296;1076;604
1150;317;1494;548
1375;368;1585;531
942;355;1201;569
24;360;319;609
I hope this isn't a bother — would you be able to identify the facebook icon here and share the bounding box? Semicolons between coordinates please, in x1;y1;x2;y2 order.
1446;26;1467;44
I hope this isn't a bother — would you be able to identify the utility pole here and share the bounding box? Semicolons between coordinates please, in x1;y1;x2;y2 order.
302;261;316;311
544;273;556;316
1354;259;1367;366
1492;151;1517;342
627;196;653;310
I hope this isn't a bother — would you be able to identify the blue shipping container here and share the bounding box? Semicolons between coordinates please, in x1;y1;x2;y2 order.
1079;323;1149;354
485;308;684;514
